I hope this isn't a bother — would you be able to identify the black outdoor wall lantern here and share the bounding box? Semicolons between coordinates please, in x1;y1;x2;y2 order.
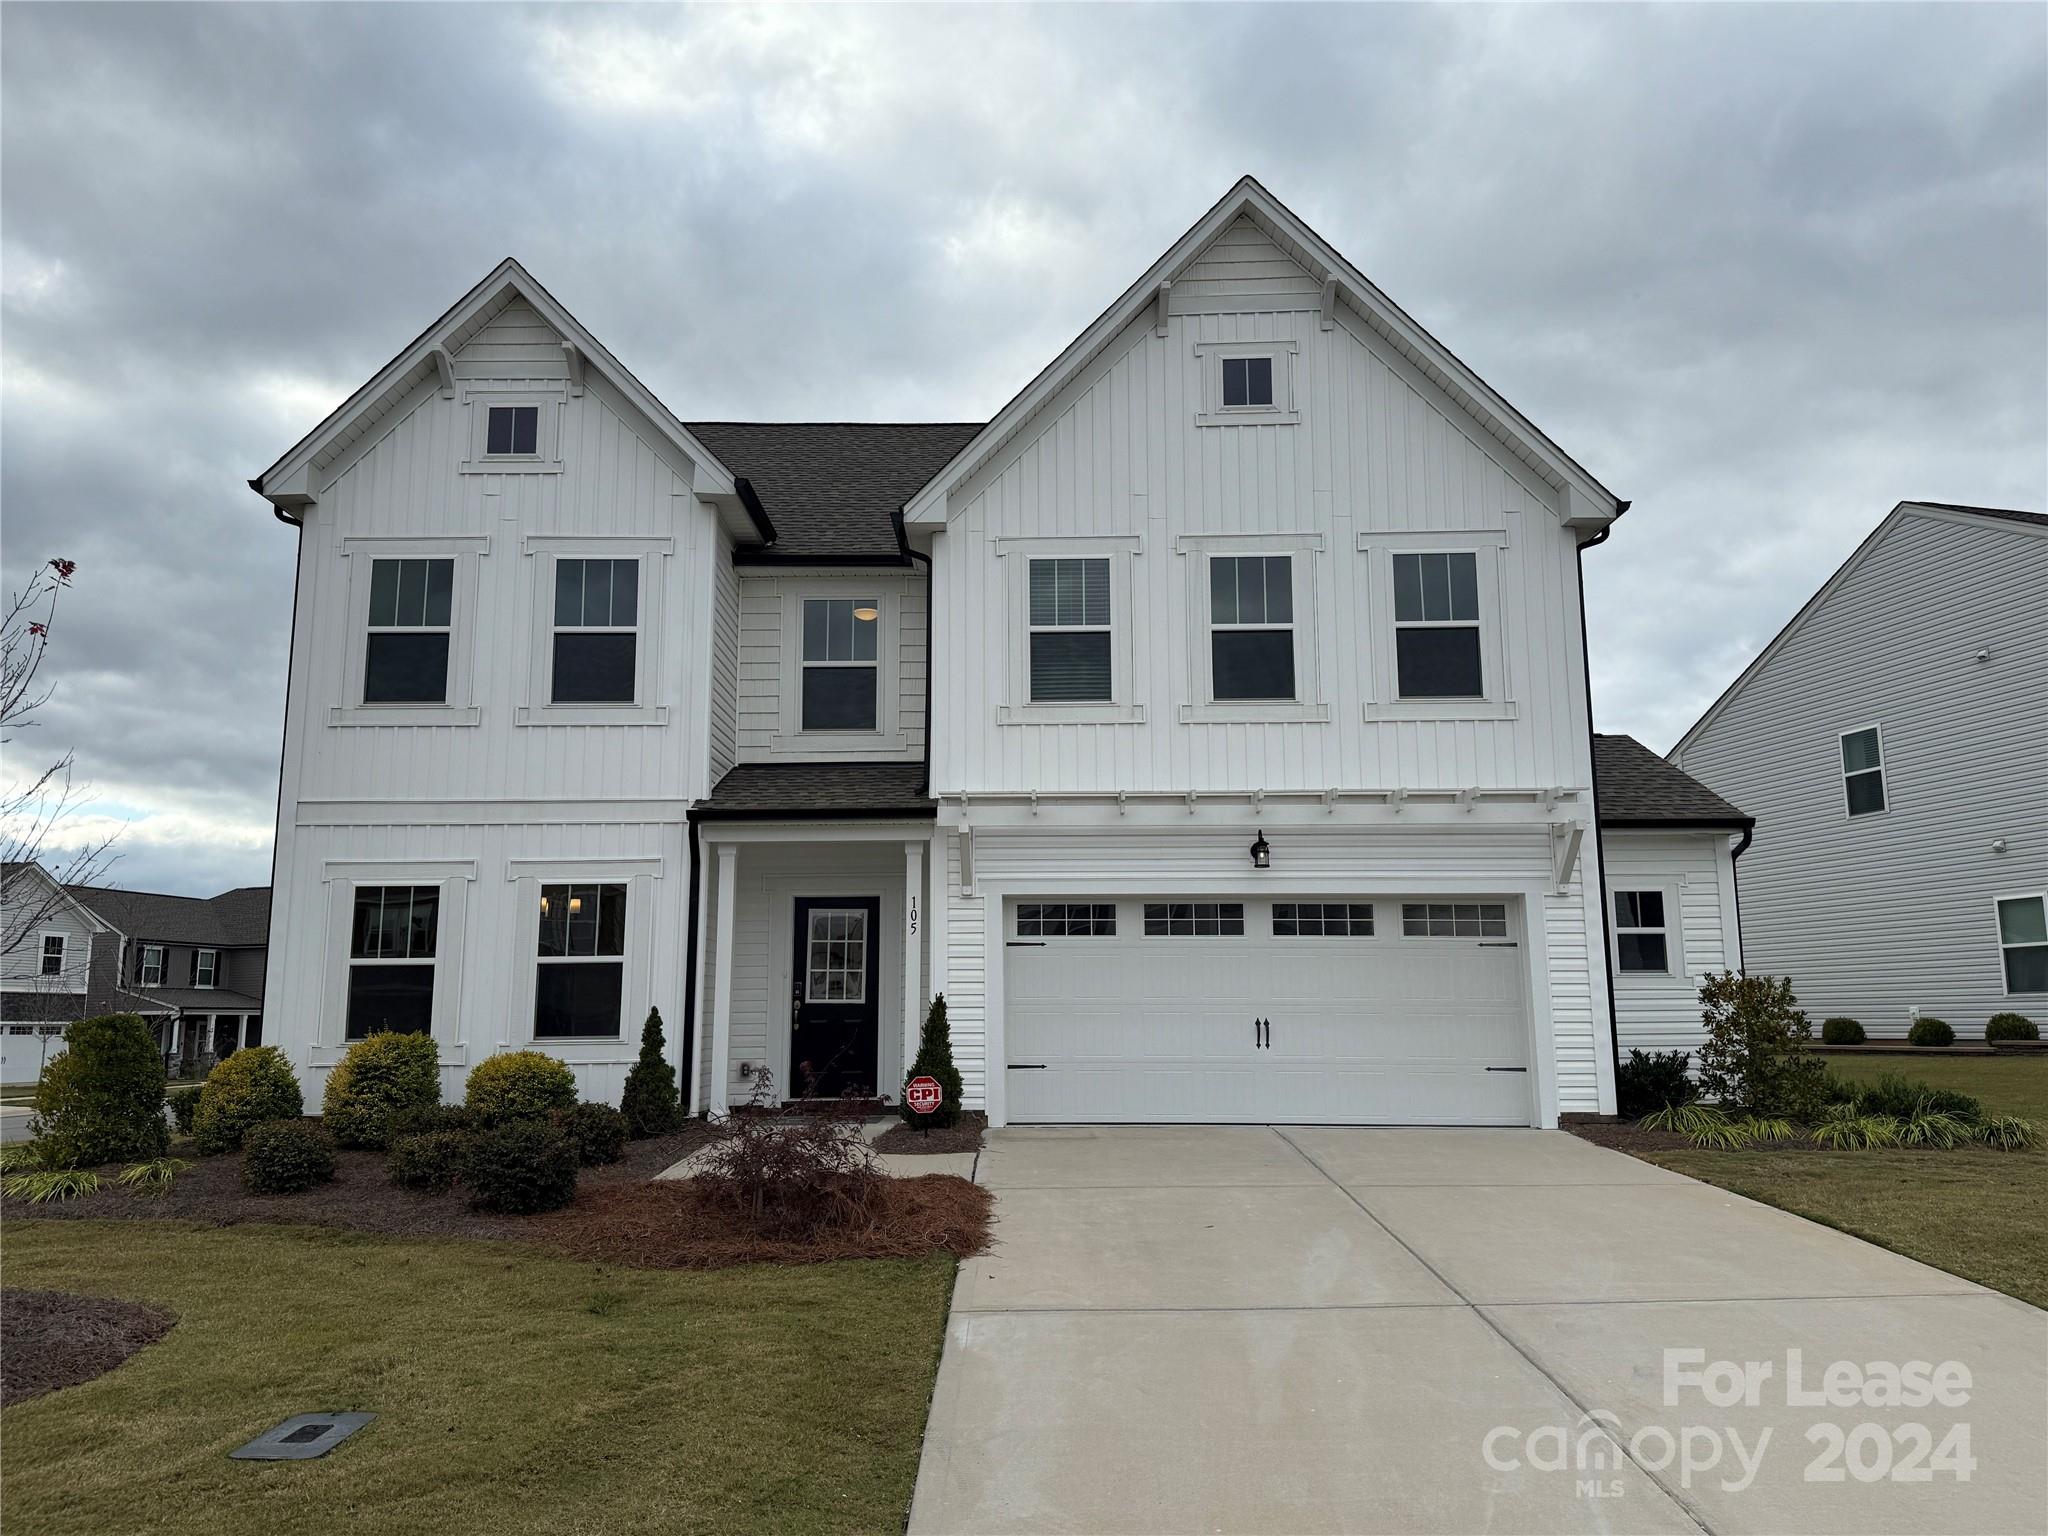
1249;830;1271;869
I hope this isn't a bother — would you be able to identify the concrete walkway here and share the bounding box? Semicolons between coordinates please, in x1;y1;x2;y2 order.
910;1125;2047;1535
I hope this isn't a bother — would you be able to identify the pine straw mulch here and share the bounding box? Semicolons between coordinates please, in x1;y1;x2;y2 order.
2;1124;719;1243
869;1111;987;1156
1;1289;177;1407
1566;1120;1696;1156
533;1174;994;1270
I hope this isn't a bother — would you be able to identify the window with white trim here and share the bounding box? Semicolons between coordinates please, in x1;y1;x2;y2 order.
1016;903;1116;937
1841;728;1885;816
364;558;454;704
1143;903;1245;937
1612;892;1670;972
138;944;165;986
346;886;438;1039
1273;903;1373;937
1392;552;1483;698
551;558;639;704
39;933;65;976
194;949;218;988
1208;555;1295;701
1997;895;2047;994
1402;903;1509;938
535;883;626;1038
801;598;879;730
485;404;539;457
1028;559;1111;702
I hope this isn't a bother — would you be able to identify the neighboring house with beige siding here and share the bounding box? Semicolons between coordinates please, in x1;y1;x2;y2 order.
1672;501;2048;1038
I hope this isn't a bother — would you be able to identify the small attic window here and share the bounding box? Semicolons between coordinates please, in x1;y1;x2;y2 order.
486;405;540;456
1221;357;1274;409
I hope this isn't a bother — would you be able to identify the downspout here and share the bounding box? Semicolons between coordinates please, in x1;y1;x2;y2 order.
251;476;302;1044
680;817;701;1112
1728;822;1753;974
1576;521;1624;1081
894;506;935;796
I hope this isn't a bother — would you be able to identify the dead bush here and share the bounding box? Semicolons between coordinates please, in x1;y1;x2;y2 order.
692;1072;886;1241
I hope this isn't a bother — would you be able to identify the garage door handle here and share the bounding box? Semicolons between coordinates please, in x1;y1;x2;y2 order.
1007;1063;1047;1070
1484;1066;1528;1072
1006;941;1046;948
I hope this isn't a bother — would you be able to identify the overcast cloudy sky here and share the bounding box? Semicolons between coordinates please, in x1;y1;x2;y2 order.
3;3;2043;897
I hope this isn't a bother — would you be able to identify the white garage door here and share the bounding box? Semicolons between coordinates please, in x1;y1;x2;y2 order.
1004;897;1531;1125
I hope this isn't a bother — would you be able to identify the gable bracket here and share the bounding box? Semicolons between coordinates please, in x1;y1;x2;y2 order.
1551;822;1584;895
1319;276;1338;332
562;341;586;397
429;346;455;400
1152;281;1171;339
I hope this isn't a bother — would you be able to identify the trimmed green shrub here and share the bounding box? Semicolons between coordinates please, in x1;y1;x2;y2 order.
30;1014;169;1168
619;1007;682;1137
464;1050;578;1125
1907;1017;1955;1047
555;1101;628;1166
462;1119;578;1213
387;1130;468;1193
385;1102;477;1140
243;1120;337;1194
900;994;965;1129
1820;1017;1865;1045
1616;1049;1696;1120
169;1087;201;1137
1694;971;1827;1119
322;1031;442;1149
1851;1071;1982;1123
192;1046;303;1154
1986;1012;2040;1043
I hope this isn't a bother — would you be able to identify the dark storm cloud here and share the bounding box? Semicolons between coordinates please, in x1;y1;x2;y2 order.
3;3;2042;895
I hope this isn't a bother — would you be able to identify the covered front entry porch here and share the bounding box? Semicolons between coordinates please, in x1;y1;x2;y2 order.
690;768;940;1117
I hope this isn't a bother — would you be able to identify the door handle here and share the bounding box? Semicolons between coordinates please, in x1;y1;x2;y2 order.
791;986;803;1026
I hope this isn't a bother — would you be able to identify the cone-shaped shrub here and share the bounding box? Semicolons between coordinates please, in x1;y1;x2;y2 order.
619;1007;682;1137
900;994;964;1129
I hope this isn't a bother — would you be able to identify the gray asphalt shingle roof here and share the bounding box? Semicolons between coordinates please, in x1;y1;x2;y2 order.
1594;734;1752;828
684;421;982;561
694;762;935;819
65;883;271;948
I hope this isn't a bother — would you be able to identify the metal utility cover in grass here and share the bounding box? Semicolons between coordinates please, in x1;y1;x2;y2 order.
230;1412;375;1461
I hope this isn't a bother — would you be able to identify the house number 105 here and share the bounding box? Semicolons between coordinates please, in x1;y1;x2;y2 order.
908;897;919;936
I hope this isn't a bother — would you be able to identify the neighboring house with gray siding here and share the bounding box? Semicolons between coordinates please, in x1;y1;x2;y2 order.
1671;501;2048;1039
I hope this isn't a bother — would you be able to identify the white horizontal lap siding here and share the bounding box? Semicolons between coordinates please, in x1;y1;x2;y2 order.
0;884;95;989
1605;831;1736;1056
1675;511;2048;1036
284;301;717;809
930;216;1595;801
944;832;989;1108
734;574;926;763
709;529;741;782
266;817;689;1109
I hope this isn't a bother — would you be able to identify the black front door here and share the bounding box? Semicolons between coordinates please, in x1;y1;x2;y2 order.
789;897;882;1099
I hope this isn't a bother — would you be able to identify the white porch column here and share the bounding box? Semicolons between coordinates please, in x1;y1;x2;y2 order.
903;840;925;1084
687;837;713;1119
708;842;739;1118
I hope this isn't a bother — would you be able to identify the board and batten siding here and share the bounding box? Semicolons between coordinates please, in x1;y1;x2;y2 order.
1604;829;1740;1054
1673;508;2048;1036
928;217;1598;799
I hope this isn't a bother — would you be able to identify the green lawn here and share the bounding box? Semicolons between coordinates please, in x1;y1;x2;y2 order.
3;1221;955;1535
1646;1055;2048;1309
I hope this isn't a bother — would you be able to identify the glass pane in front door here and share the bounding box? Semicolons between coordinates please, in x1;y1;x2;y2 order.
806;909;869;1003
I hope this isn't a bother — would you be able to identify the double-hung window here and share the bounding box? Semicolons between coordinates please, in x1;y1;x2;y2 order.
1392;552;1482;698
39;934;65;976
138;945;165;986
364;558;454;704
1612;892;1670;972
551;558;638;704
485;404;540;457
1028;559;1111;702
1209;555;1295;700
1840;728;1885;816
1996;896;2047;994
194;949;218;988
801;598;879;730
536;884;627;1038
346;886;438;1039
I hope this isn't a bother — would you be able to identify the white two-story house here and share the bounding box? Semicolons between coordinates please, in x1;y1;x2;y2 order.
254;177;1715;1127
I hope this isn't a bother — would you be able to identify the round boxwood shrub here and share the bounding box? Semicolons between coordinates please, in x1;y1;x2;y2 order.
322;1031;442;1148
387;1129;469;1194
385;1102;477;1140
192;1046;304;1155
555;1101;628;1167
31;1014;169;1168
243;1119;337;1194
462;1118;578;1213
1907;1017;1955;1047
464;1050;577;1125
1820;1017;1866;1045
1986;1012;2040;1044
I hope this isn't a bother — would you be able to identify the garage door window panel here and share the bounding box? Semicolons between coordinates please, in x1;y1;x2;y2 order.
1017;903;1117;938
1143;903;1245;937
1401;903;1509;939
1273;903;1374;937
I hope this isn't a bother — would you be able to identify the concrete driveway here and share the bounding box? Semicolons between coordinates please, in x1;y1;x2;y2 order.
910;1126;2048;1535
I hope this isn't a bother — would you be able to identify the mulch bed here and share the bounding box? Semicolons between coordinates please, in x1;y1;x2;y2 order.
870;1111;987;1155
535;1174;993;1270
1567;1121;1696;1156
1;1289;176;1407
2;1124;718;1244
